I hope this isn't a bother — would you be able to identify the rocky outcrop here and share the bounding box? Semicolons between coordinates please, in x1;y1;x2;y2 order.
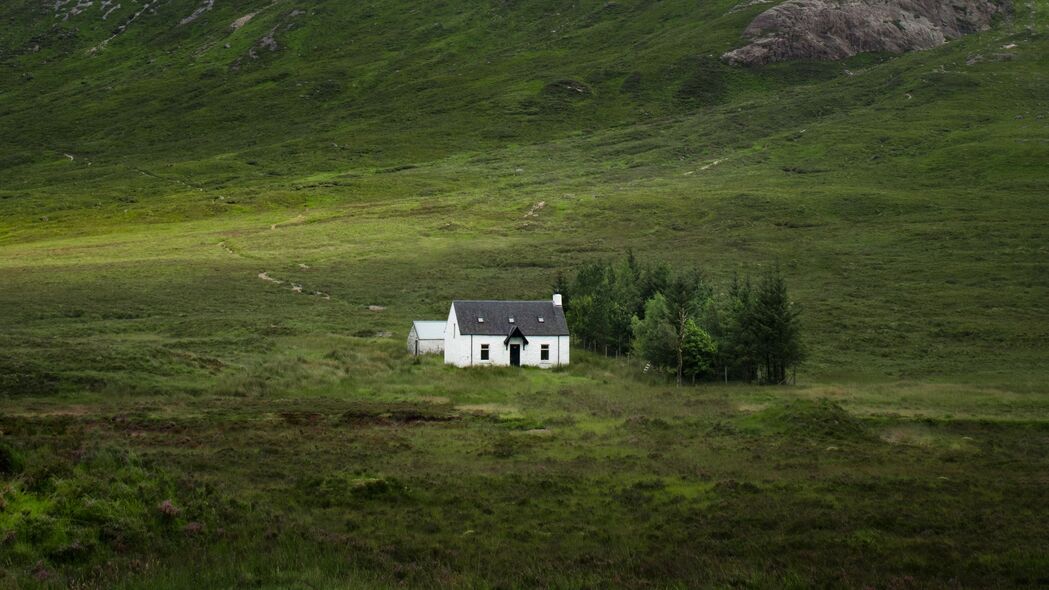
722;0;1010;66
179;0;215;26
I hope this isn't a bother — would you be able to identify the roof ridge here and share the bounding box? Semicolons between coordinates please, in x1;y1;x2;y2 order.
452;299;554;303
451;300;568;336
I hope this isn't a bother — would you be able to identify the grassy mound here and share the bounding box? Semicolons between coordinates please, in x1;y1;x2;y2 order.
739;399;869;441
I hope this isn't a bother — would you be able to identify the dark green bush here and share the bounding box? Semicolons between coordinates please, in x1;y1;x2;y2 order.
0;440;25;475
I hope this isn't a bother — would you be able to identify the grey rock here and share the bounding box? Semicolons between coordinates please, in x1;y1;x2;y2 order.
722;0;1011;66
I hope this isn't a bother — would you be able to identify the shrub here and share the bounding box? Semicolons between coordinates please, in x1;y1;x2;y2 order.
306;473;407;507
0;440;25;475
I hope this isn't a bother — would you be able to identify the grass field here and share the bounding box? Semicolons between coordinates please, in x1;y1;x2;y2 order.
1;0;1048;587
3;355;1049;587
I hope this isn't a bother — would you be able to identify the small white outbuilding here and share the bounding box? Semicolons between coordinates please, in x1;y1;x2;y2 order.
407;320;446;356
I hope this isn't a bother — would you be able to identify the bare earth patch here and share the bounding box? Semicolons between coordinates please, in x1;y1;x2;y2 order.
230;13;256;31
735;402;768;413
456;403;520;416
417;396;452;405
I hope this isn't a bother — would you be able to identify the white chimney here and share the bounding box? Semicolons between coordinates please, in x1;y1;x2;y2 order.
552;293;563;307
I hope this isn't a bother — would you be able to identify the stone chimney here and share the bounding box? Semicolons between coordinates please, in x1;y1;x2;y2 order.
552;293;563;307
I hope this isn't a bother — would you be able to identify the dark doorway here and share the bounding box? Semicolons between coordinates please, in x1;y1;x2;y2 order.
509;344;521;367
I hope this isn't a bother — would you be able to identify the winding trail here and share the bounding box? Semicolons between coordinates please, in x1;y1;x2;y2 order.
219;217;330;300
257;269;330;300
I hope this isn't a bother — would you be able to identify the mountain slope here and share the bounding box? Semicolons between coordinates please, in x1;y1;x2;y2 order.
723;0;1011;65
0;0;1046;382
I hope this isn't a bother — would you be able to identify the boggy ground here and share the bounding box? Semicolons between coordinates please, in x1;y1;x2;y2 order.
1;0;1048;587
2;349;1048;588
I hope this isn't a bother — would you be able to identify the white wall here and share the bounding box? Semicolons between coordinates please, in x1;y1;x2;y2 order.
451;335;566;368
408;326;444;355
407;325;418;353
416;339;444;354
444;305;469;366
407;335;444;352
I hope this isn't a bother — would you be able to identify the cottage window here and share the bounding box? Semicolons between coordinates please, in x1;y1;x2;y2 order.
480;344;490;361
540;344;550;361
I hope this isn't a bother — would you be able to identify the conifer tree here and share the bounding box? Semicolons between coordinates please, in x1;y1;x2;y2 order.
663;271;705;385
753;266;803;384
723;273;759;382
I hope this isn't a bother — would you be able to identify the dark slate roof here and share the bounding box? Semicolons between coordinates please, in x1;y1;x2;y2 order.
453;300;569;336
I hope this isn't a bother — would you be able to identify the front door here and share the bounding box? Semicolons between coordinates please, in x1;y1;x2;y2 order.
509;344;521;367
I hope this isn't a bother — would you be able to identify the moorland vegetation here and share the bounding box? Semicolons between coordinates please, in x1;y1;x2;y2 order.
0;0;1047;587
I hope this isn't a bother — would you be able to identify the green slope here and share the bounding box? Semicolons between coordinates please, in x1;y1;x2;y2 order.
0;0;1047;383
2;2;1049;588
0;0;781;173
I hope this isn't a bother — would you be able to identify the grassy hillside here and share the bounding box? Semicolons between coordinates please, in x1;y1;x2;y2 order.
1;0;1048;587
2;0;1046;380
0;0;796;196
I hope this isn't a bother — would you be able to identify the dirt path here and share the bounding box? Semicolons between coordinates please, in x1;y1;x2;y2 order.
218;241;238;257
258;270;330;300
271;214;306;230
258;271;282;285
218;218;329;300
131;166;203;191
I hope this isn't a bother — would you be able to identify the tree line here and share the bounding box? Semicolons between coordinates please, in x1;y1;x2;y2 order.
554;253;803;385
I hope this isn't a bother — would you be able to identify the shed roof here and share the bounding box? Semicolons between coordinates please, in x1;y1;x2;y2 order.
412;320;446;340
452;300;568;336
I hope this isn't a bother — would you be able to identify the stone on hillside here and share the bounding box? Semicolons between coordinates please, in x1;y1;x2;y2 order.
541;79;593;99
722;0;1011;66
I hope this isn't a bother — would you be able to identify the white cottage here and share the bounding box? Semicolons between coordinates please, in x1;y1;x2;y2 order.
407;320;446;356
444;295;569;368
